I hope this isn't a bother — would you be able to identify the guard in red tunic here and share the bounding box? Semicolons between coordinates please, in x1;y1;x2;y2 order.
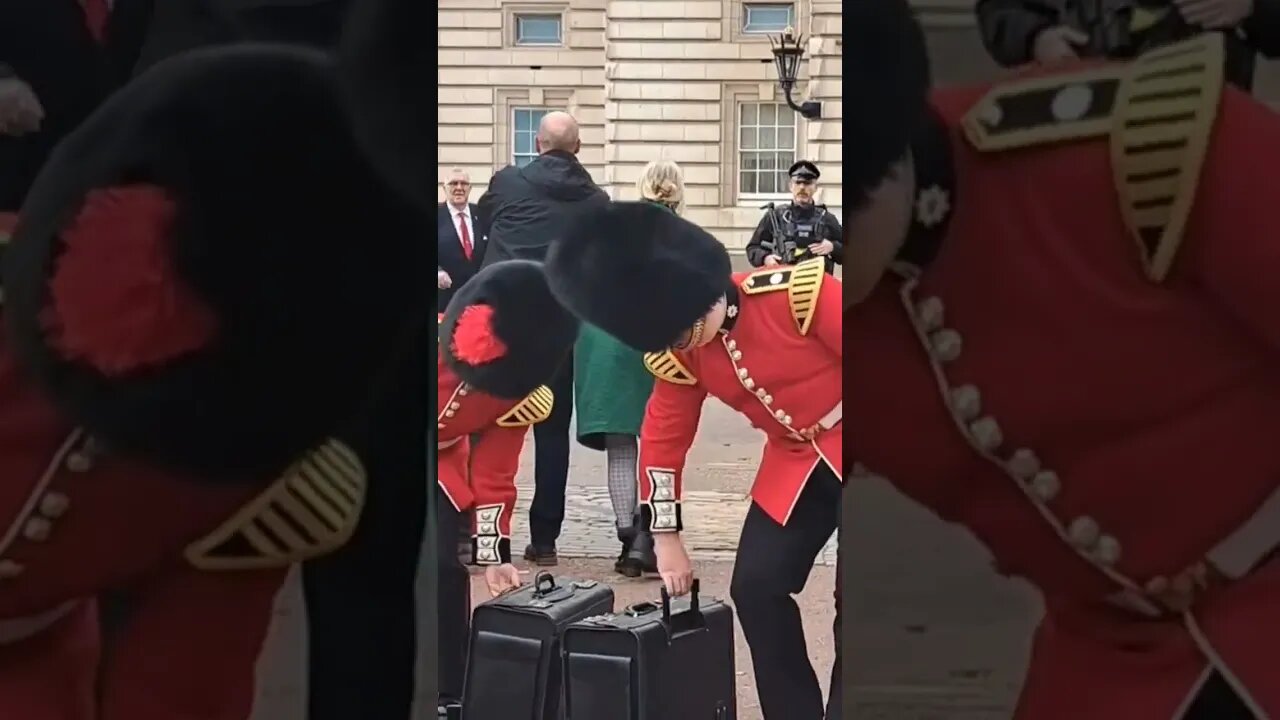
544;201;843;719
842;3;1279;718
0;45;428;720
433;259;578;705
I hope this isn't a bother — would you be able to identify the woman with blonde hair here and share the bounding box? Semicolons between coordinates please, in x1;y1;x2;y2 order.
571;159;685;575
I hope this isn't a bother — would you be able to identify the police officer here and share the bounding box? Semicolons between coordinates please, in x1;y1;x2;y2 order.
745;160;843;274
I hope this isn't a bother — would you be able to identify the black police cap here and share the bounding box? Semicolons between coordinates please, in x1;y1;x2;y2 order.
788;160;820;180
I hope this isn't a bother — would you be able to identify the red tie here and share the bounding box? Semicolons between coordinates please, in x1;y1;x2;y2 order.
81;0;110;44
457;212;473;260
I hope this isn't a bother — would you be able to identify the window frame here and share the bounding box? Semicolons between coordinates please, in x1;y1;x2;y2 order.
510;107;553;168
741;2;796;35
735;100;800;203
512;12;564;47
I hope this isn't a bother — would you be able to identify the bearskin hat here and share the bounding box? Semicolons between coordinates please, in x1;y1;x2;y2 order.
3;45;431;482
545;202;732;353
337;0;435;212
846;0;933;211
440;261;578;400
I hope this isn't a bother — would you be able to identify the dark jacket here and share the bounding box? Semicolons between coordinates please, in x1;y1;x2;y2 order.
975;0;1280;90
477;150;608;267
745;202;843;275
133;0;350;73
437;201;486;312
0;0;153;210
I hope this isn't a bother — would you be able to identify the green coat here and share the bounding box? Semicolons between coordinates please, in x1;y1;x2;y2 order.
573;320;654;450
572;202;674;450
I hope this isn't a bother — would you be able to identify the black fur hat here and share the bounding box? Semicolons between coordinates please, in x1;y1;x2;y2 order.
440;261;579;400
3;45;431;482
545;202;732;353
845;0;933;210
338;0;435;212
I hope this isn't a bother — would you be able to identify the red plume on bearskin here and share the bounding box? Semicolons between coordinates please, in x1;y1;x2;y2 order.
40;186;219;377
450;304;508;365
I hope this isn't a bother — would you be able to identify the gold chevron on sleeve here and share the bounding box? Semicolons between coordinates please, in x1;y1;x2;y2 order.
643;350;697;385
185;439;367;571
786;257;824;335
495;385;554;427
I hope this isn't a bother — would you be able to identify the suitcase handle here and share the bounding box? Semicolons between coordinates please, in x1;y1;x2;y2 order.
532;571;557;597
658;578;702;629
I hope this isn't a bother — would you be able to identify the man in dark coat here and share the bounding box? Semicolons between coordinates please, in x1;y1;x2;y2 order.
477;110;608;564
0;0;153;211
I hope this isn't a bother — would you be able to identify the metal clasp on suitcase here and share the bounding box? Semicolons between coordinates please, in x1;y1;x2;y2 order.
621;578;708;638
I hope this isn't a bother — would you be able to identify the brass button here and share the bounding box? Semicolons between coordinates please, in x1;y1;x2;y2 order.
730;350;743;361
65;452;92;473
0;560;24;579
1095;535;1122;565
782;415;793;425
929;329;963;363
949;385;981;421
23;518;52;542
1030;471;1060;501
773;409;786;420
915;297;945;332
38;492;70;519
737;368;749;379
969;417;1003;451
1007;449;1040;481
1068;516;1100;550
743;378;755;390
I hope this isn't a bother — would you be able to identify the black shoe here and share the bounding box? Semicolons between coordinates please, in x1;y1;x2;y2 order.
614;526;642;577
523;543;558;566
625;528;658;574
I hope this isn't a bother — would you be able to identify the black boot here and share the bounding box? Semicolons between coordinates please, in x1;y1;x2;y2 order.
625;526;658;574
614;525;641;577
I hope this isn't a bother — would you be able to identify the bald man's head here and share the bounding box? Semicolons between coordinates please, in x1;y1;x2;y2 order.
536;111;581;155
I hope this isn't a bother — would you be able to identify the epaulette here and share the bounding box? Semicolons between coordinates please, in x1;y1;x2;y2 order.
961;35;1224;283
741;256;825;335
185;438;366;571
643;350;697;385
495;385;554;427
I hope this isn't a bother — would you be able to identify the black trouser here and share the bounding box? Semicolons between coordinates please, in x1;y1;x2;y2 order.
731;463;842;720
528;355;574;545
301;451;427;719
437;487;471;703
1184;672;1259;719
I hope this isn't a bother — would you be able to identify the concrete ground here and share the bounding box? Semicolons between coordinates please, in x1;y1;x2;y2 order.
251;395;1042;720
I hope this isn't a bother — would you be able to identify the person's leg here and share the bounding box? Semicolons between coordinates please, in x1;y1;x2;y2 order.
527;356;574;561
1181;672;1259;719
302;467;426;720
825;525;842;720
730;466;841;719
436;486;470;704
604;434;639;528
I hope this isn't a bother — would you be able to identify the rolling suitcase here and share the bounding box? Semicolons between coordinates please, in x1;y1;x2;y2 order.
462;572;615;720
562;580;737;720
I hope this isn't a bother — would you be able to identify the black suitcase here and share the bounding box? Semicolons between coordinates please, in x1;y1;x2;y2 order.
462;572;615;720
562;580;737;720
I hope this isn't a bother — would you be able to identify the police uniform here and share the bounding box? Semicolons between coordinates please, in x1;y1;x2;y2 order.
745;160;843;275
545;202;843;719
0;44;428;720
847;4;1280;718
435;261;579;705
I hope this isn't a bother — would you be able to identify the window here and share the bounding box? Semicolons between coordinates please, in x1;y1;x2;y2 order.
742;3;794;34
514;13;563;46
512;108;550;167
738;102;797;197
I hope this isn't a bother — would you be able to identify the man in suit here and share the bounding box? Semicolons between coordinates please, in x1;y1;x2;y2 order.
437;167;485;312
0;0;154;211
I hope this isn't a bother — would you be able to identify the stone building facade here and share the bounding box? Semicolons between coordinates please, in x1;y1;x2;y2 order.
437;0;841;252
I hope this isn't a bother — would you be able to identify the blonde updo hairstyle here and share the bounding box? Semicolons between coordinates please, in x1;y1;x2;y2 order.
636;160;684;213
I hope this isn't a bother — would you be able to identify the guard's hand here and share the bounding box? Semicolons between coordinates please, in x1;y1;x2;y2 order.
0;76;43;136
763;255;782;267
484;563;523;598
437;269;453;289
1031;26;1089;64
1174;0;1253;28
653;532;694;596
809;239;834;256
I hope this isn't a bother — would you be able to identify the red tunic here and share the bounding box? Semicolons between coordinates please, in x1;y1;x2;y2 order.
847;52;1280;718
435;349;551;565
0;314;293;720
638;261;842;531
